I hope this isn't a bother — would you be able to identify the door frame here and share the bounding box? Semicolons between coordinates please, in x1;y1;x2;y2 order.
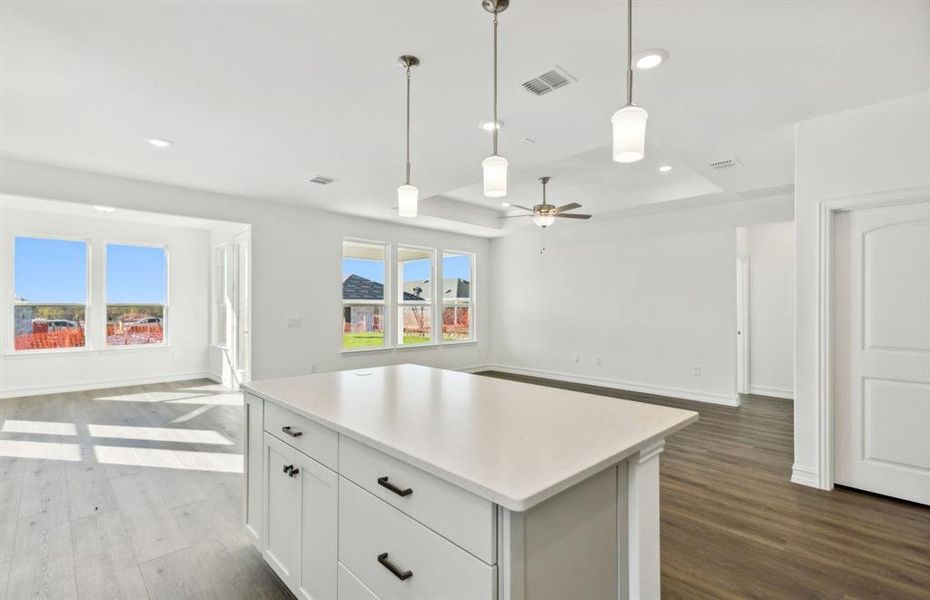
814;185;930;490
735;228;750;396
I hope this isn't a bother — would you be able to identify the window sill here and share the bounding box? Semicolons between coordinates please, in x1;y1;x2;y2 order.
340;340;479;355
97;344;172;353
3;347;95;358
439;340;478;347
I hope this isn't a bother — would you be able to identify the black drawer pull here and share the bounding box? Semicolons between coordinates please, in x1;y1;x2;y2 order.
377;553;412;581
283;464;294;475
288;467;300;478
377;476;413;497
282;426;303;438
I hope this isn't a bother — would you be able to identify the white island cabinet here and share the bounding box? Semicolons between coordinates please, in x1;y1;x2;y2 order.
242;364;697;600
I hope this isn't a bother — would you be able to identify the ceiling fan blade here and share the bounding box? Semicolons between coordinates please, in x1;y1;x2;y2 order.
509;204;536;212
498;214;534;219
554;213;592;219
555;202;582;212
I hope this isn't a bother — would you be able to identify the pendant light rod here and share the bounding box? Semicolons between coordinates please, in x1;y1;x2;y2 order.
398;55;419;185
483;0;509;156
626;0;633;106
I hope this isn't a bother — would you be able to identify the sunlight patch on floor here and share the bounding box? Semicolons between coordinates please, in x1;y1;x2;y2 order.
93;391;213;403
0;439;82;461
87;423;233;445
2;419;77;436
166;393;241;406
93;444;243;473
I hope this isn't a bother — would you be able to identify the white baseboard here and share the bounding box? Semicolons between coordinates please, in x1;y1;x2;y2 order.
790;464;821;488
483;364;741;407
0;371;217;400
749;384;794;400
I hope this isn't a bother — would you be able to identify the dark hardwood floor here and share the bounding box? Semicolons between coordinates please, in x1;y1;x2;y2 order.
480;371;930;600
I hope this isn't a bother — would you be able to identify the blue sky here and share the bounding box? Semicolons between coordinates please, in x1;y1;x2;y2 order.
343;254;471;284
14;237;166;304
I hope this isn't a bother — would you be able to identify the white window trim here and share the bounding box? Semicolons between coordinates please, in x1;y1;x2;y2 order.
341;238;389;353
102;240;170;350
396;244;436;347
340;240;478;354
8;233;91;355
211;243;228;349
439;248;476;344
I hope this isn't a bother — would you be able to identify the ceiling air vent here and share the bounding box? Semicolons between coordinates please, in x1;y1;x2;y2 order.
708;158;741;170
521;67;575;96
737;184;795;201
309;175;336;185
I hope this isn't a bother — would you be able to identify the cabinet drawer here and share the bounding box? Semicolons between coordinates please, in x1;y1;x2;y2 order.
265;401;338;470
338;562;381;600
339;436;495;564
339;477;496;600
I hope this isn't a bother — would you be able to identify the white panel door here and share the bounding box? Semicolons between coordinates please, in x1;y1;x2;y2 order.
296;451;338;600
833;201;930;505
264;433;301;586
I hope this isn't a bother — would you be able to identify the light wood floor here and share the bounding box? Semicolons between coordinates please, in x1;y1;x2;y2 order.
482;371;930;600
2;377;928;599
0;380;290;600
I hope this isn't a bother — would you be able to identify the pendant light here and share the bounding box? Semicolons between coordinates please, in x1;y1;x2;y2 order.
482;0;509;198
397;55;420;217
611;0;648;163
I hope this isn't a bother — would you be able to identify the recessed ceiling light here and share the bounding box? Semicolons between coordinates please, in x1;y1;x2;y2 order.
478;120;504;132
501;202;511;207
146;138;172;148
93;205;116;213
658;165;673;173
633;49;668;70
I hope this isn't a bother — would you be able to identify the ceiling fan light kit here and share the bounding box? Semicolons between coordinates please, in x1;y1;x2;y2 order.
612;0;648;163
482;0;509;198
397;54;420;218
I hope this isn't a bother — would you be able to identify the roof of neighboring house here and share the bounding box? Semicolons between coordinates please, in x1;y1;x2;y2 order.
343;274;422;301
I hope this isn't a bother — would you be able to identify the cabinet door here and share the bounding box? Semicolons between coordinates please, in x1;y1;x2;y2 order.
244;393;264;549
264;433;300;587
296;453;338;600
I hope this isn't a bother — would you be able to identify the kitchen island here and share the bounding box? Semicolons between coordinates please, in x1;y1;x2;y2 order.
242;364;697;600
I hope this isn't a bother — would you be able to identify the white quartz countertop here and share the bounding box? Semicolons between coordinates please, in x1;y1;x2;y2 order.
242;364;698;511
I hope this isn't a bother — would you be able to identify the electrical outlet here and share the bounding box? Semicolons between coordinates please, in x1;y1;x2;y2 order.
574;354;581;364
692;365;702;376
286;317;302;328
310;363;318;373
595;356;603;366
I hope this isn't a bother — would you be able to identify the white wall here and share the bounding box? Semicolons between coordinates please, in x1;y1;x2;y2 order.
747;221;795;398
794;91;930;488
0;207;210;396
0;158;491;392
489;197;793;405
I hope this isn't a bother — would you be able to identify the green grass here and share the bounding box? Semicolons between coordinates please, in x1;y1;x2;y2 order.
342;332;431;349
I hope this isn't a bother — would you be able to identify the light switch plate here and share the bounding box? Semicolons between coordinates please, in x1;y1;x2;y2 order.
286;317;302;328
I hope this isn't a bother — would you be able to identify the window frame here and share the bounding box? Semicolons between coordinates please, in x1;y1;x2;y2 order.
9;233;92;355
341;238;389;353
395;244;437;347
439;249;476;345
102;240;170;349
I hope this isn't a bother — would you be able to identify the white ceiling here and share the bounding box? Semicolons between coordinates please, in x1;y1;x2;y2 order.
1;0;928;237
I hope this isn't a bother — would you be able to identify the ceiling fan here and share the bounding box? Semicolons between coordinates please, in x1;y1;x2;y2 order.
501;176;592;228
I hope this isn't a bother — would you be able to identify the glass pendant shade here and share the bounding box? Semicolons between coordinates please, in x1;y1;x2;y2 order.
482;154;508;198
532;214;555;228
397;184;418;218
611;104;648;163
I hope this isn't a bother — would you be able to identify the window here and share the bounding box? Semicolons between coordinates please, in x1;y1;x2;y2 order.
343;240;386;349
397;246;434;345
12;237;88;351
105;243;167;346
213;245;227;347
441;251;473;342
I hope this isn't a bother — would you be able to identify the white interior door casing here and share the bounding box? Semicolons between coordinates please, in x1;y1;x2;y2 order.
833;201;930;505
